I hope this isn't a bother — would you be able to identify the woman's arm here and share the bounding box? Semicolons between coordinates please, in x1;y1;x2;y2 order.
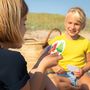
32;46;51;69
21;80;31;90
21;54;62;90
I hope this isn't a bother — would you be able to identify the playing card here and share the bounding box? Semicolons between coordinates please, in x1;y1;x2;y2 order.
50;40;65;55
67;65;79;72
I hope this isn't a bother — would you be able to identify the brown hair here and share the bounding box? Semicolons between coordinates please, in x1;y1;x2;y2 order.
21;0;28;18
0;0;28;48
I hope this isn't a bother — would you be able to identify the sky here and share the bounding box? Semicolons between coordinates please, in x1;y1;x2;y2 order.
25;0;90;18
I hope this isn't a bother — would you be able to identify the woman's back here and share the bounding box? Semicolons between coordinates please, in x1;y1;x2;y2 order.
0;49;30;90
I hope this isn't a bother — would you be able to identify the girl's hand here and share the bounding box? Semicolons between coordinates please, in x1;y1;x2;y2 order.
37;54;63;72
52;65;65;74
73;69;84;78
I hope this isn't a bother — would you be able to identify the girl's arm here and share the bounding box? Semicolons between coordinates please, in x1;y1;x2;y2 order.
82;52;90;73
74;52;90;78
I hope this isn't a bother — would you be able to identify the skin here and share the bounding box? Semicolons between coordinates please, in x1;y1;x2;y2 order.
20;15;27;38
65;12;83;40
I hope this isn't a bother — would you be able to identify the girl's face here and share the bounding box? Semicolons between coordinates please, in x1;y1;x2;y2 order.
65;13;83;38
20;15;27;37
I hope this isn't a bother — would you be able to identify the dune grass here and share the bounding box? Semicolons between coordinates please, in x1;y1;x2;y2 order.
26;13;90;32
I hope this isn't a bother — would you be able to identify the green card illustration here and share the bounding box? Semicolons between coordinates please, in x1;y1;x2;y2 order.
50;40;65;55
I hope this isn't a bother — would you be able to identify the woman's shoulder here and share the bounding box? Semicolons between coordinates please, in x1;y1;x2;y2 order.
0;48;26;72
0;48;25;64
0;48;20;57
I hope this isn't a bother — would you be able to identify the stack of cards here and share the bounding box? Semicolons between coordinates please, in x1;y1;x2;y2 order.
67;65;80;72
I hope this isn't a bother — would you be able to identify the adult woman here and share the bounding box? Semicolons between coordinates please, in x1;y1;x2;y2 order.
0;0;62;90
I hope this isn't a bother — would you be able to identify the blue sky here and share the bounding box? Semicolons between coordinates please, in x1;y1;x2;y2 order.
25;0;90;18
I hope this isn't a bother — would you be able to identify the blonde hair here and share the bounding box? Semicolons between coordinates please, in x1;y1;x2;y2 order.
66;7;86;29
0;0;28;47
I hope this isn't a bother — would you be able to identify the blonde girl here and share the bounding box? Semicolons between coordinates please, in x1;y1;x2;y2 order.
48;7;90;90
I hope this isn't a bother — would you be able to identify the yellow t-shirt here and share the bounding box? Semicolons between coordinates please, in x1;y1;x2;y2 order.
49;33;90;71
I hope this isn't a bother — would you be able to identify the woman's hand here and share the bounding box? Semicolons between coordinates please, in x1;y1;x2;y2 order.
37;54;63;73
